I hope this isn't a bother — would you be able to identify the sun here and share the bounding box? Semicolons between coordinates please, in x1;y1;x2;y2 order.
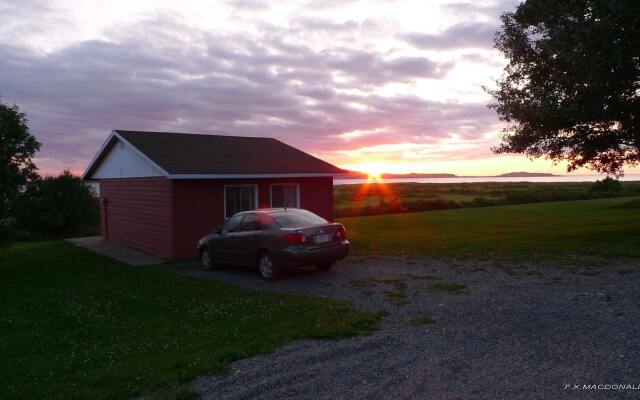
358;163;386;179
367;170;382;179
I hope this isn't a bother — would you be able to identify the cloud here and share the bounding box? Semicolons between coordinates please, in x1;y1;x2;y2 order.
0;9;501;174
401;21;498;50
225;0;271;10
441;0;518;19
290;17;360;32
0;0;73;48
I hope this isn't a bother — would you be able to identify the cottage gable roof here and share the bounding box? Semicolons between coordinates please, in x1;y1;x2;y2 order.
82;130;346;180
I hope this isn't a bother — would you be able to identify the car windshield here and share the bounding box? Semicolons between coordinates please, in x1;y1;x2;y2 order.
271;210;327;228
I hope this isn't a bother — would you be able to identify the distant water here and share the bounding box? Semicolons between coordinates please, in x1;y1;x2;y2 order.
334;174;640;185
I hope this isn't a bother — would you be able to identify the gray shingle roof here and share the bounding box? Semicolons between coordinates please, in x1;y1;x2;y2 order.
115;130;344;175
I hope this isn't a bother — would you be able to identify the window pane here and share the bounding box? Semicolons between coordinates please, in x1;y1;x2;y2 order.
284;185;297;207
272;185;284;207
271;184;297;207
223;214;243;233
242;213;262;231
225;186;256;218
272;209;327;228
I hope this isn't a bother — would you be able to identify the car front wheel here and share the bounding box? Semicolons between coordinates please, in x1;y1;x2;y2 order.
258;252;279;280
201;247;218;271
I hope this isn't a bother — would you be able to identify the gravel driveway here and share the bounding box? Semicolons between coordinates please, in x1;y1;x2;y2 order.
181;256;640;400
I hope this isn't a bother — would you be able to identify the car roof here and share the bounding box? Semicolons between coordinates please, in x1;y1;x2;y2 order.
236;208;306;215
258;208;303;213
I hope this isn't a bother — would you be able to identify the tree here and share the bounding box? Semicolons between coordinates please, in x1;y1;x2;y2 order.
590;176;622;192
489;0;640;175
0;101;41;218
16;171;99;237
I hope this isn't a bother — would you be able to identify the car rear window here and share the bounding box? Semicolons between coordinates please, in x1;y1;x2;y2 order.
271;210;327;228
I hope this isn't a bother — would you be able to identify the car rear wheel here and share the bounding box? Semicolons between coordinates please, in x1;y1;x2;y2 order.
316;263;333;271
201;247;218;271
259;252;279;280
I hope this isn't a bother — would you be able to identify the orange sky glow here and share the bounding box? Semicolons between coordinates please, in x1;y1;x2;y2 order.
2;0;638;177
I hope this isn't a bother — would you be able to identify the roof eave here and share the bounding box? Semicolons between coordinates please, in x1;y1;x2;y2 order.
81;130;170;180
167;172;348;179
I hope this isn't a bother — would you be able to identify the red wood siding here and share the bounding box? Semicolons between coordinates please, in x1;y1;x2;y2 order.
172;177;333;259
99;177;175;259
172;180;224;260
299;177;333;222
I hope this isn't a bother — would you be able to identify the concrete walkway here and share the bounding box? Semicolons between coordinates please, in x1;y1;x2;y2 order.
66;236;165;266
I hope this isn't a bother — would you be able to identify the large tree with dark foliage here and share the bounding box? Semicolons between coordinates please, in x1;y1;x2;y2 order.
490;0;640;175
0;101;40;244
0;101;41;218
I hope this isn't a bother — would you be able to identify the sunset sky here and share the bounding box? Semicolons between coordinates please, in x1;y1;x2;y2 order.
1;0;638;176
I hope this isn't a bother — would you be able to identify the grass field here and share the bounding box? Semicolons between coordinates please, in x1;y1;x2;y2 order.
0;241;379;400
334;181;640;217
4;195;639;399
338;196;640;261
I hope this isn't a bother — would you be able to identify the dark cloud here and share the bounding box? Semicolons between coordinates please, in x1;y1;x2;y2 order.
225;0;270;10
305;0;399;8
402;21;498;50
0;15;498;173
291;17;360;32
441;0;519;19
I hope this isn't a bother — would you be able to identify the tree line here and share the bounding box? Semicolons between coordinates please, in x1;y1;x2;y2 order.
1;102;99;246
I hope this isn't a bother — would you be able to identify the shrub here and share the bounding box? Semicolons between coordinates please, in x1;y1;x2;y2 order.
590;177;622;192
0;217;16;248
16;171;100;237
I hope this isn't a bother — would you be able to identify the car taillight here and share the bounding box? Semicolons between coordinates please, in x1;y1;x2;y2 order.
284;233;308;245
336;225;347;240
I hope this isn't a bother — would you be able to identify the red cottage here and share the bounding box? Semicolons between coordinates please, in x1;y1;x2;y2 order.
82;130;346;260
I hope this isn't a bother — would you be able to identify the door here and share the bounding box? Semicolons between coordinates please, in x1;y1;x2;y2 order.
235;212;263;266
211;214;244;263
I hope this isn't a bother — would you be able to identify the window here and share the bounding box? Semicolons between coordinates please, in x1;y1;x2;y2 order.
271;184;299;208
271;209;327;228
224;185;257;219
241;213;263;231
222;214;244;233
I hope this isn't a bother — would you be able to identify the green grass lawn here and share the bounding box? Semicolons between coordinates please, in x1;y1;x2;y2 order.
0;241;379;400
334;181;640;217
339;196;640;260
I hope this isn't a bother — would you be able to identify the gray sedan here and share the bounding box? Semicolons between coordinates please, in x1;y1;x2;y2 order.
197;208;350;280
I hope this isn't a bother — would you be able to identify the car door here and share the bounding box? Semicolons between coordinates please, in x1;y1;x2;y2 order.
213;214;244;264
235;212;263;266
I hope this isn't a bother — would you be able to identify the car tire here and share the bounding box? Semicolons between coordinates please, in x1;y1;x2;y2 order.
258;252;279;280
200;247;218;271
316;263;333;271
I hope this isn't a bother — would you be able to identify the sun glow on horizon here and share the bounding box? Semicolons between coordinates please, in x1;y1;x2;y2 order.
356;162;389;179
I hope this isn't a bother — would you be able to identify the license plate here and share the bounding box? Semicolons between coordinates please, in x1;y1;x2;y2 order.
313;233;332;244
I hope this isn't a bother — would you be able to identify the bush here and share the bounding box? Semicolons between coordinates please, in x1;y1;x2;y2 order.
0;217;16;248
16;171;100;237
590;177;622;192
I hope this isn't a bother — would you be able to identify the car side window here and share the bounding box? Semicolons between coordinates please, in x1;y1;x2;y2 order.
241;213;262;231
222;214;243;233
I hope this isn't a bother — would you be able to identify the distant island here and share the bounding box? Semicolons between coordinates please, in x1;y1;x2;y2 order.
493;172;557;177
341;171;558;179
341;171;559;179
382;173;458;178
341;171;457;179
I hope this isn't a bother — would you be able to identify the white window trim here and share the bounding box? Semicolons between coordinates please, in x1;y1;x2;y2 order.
224;184;259;219
269;183;300;208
